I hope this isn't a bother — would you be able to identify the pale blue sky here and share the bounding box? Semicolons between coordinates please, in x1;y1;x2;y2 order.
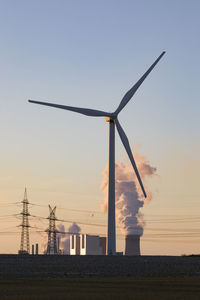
0;0;199;254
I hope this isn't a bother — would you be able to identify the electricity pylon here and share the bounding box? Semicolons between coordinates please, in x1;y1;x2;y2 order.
19;188;30;254
46;205;58;255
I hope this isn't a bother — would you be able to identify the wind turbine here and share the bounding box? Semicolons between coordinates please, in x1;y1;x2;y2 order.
29;51;165;255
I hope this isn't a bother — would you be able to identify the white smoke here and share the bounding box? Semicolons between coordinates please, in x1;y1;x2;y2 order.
100;148;157;236
57;222;81;254
40;222;81;254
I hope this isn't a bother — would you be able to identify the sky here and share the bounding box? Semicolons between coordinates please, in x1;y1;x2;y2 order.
0;0;199;255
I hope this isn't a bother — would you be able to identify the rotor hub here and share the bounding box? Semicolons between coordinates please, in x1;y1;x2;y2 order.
105;113;117;122
105;117;115;123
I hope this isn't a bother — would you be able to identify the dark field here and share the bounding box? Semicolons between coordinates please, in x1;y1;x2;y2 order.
0;255;200;299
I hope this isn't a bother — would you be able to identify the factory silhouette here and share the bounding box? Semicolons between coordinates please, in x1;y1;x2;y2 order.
19;188;140;256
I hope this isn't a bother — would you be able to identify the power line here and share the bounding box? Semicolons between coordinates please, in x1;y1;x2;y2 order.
2;211;200;228
0;202;21;207
0;214;19;218
2;203;200;235
2;201;200;220
29;202;104;214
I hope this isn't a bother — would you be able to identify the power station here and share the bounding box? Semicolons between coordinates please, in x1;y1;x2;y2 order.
70;234;106;255
17;190;143;256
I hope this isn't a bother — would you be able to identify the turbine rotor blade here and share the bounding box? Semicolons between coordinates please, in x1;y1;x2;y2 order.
115;119;147;198
28;100;111;117
115;51;165;115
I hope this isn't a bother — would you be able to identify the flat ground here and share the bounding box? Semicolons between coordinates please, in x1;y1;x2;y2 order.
0;255;199;299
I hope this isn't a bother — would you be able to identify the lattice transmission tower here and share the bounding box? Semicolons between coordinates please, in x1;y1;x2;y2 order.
46;205;58;255
19;188;30;254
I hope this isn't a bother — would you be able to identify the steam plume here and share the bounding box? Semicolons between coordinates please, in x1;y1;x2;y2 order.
57;222;81;254
41;222;81;254
100;148;156;236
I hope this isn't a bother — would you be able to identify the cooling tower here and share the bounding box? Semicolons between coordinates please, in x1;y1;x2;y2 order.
125;235;140;256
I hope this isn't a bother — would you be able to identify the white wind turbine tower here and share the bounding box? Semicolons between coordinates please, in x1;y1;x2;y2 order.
29;51;165;255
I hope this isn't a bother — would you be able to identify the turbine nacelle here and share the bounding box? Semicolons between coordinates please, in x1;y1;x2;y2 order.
105;116;116;122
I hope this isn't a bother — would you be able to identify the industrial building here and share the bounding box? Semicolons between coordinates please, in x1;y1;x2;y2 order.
80;234;106;255
70;234;106;255
70;233;140;256
125;234;141;256
70;234;80;255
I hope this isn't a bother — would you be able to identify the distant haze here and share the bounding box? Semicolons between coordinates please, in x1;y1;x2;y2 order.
41;222;81;254
57;222;81;254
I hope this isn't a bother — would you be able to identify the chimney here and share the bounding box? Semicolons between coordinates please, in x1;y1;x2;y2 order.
35;243;39;255
125;235;140;256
